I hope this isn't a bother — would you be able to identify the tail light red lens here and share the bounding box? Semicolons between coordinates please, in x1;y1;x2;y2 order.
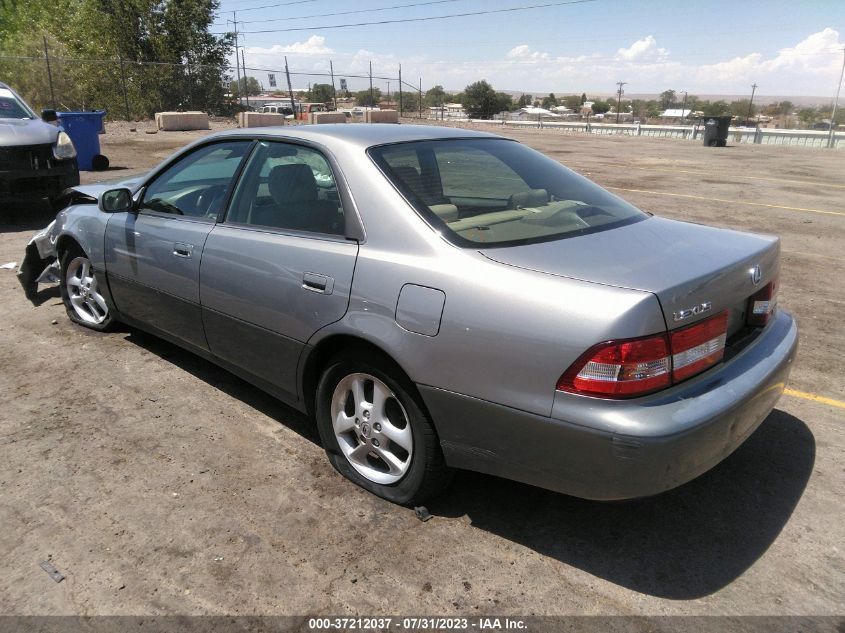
557;335;671;397
747;277;778;327
670;310;729;381
558;310;729;399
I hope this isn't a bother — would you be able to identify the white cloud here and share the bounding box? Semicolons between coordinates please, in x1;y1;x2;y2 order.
615;36;669;62
507;45;549;61
247;35;333;57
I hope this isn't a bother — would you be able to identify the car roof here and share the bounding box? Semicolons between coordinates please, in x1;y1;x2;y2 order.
213;123;502;149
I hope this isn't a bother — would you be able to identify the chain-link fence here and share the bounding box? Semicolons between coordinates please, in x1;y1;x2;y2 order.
0;50;426;121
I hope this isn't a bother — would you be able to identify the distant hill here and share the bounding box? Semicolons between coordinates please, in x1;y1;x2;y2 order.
495;89;832;107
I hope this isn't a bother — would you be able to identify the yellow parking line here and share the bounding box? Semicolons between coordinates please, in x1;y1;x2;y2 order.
628;166;845;190
606;186;845;217
784;388;845;410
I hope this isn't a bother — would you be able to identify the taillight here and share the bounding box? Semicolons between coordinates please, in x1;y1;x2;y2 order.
557;334;671;398
747;277;778;327
558;310;729;399
670;310;728;381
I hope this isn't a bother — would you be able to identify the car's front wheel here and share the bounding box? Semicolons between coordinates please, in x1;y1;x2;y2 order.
59;247;114;331
315;350;451;505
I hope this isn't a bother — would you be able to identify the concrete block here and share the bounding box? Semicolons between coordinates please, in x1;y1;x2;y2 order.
309;112;347;124
238;112;286;128
155;111;209;131
365;110;399;124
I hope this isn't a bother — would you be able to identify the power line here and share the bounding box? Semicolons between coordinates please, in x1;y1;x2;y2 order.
217;0;318;13
212;0;598;35
214;0;464;26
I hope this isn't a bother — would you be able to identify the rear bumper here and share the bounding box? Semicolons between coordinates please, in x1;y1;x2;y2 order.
420;309;798;500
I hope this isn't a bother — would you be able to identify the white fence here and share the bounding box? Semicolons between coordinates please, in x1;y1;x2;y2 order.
465;119;844;149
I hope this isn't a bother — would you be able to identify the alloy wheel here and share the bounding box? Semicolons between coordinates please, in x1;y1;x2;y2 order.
65;256;109;325
330;372;414;485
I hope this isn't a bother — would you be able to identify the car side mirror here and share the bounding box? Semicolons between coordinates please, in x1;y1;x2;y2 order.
98;187;134;213
41;109;58;123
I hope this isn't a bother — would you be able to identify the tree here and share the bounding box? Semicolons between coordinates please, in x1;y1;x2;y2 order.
424;84;447;107
462;80;508;119
729;99;756;118
797;107;818;127
309;83;334;104
230;76;261;98
562;95;581;111
590;100;610;115
701;100;729;116
580;92;587;105
496;91;515;112
517;93;532;108
0;0;234;117
541;92;558;109
660;89;676;109
355;88;382;107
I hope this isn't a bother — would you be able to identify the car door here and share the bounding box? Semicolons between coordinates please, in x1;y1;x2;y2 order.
104;140;253;350
199;140;358;402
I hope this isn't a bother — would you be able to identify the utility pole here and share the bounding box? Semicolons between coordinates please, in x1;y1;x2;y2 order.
329;60;337;110
419;78;422;119
398;64;403;117
387;81;390;106
369;61;374;108
284;56;296;117
241;49;250;110
746;83;758;125
680;90;688;121
232;12;242;108
614;81;627;124
43;36;56;109
615;81;626;124
828;49;845;149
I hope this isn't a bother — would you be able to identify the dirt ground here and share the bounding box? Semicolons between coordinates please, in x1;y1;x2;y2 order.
0;120;843;618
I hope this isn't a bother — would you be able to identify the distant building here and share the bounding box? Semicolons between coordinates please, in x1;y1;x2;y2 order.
660;108;692;118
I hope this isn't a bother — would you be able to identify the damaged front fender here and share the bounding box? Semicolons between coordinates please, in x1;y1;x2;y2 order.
17;220;59;302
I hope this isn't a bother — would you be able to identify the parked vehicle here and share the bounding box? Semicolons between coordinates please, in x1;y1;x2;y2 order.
259;104;294;119
19;125;797;505
0;82;79;212
295;102;327;120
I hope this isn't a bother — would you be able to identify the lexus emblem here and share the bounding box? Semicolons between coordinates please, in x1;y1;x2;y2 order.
749;265;762;285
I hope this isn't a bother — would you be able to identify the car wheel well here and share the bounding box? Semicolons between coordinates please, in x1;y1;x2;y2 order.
55;235;83;260
302;335;419;418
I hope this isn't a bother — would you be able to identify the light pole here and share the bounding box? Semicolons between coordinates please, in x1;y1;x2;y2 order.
746;83;758;125
615;81;626;124
828;48;845;149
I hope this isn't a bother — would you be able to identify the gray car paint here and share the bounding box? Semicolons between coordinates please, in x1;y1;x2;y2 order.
0;117;60;146
36;124;797;499
484;216;780;333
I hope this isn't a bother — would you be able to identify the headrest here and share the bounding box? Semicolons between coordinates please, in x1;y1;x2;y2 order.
268;163;317;205
510;188;549;209
429;204;459;222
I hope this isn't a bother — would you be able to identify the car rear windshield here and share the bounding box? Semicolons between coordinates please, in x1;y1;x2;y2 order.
0;89;34;120
368;138;648;247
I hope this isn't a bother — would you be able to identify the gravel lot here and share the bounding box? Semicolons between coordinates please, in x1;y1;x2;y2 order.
0;120;843;618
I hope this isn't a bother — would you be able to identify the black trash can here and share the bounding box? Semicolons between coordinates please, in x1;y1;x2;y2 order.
702;116;732;147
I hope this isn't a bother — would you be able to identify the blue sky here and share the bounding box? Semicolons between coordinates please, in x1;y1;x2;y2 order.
214;0;845;97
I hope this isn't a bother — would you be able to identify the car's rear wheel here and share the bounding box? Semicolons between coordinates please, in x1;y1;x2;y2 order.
59;247;114;331
315;350;451;505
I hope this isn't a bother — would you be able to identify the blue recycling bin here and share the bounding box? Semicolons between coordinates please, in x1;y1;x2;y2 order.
55;111;108;171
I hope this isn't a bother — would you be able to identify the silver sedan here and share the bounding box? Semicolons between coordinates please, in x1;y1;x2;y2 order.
19;124;798;505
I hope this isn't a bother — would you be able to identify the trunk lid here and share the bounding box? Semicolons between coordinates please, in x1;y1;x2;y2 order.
482;216;779;334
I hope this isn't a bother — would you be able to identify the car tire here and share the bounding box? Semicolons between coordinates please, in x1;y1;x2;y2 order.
315;350;452;505
59;246;115;331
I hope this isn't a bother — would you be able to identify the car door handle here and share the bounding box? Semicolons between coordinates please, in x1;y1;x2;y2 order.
173;243;194;258
302;272;334;295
